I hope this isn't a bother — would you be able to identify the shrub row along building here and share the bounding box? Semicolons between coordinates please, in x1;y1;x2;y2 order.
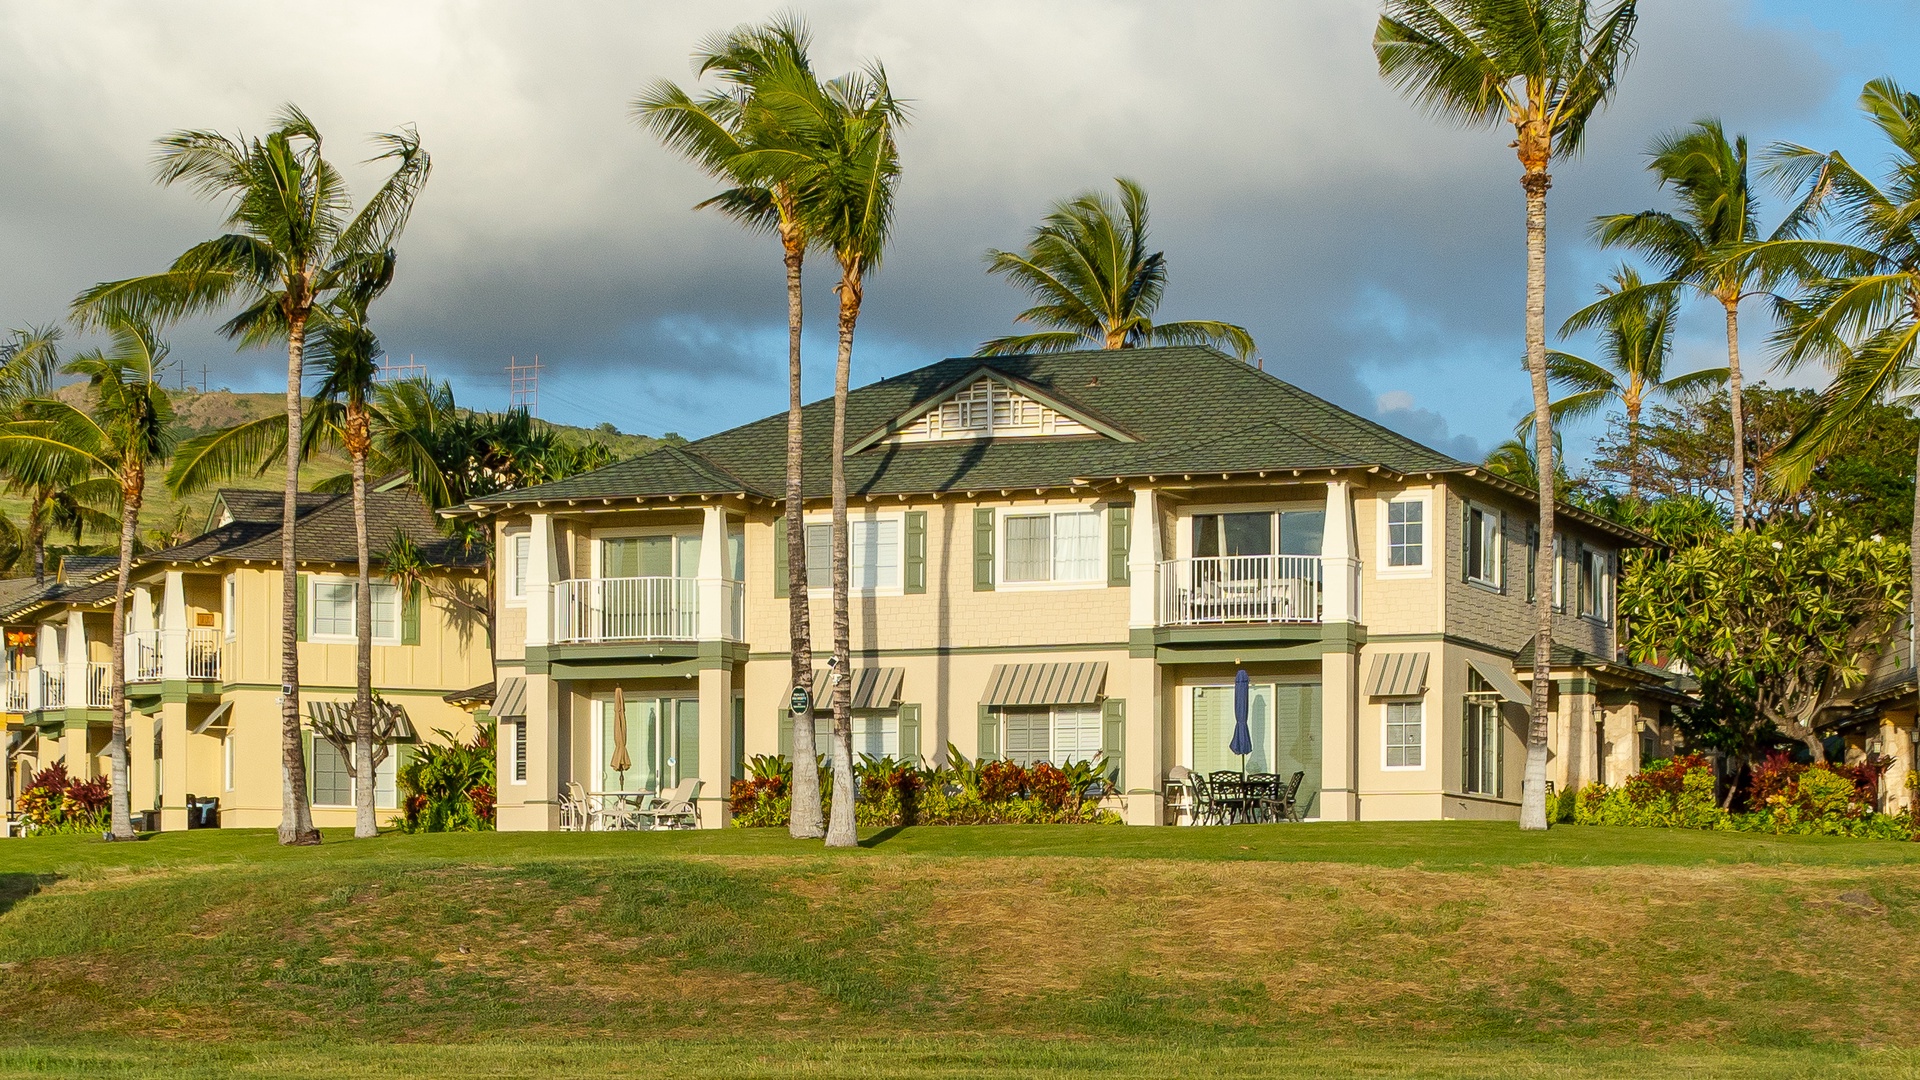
3;347;1714;829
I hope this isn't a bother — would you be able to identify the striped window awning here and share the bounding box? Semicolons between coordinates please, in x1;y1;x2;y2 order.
493;677;527;719
798;667;905;711
980;662;1108;707
306;700;419;743
1365;653;1430;698
1466;658;1530;705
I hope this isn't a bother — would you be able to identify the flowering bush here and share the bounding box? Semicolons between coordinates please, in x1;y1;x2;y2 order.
729;747;1121;828
16;762;111;835
396;724;497;832
1575;753;1914;840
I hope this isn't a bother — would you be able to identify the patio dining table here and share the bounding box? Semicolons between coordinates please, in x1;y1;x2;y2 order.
1207;772;1289;824
589;790;655;830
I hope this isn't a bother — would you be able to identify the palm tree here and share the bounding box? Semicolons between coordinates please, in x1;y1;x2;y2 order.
76;106;429;846
1762;80;1920;697
1588;119;1810;528
0;317;177;840
1375;0;1639;831
0;326;115;581
978;178;1255;359
1552;267;1728;500
635;18;828;837
772;63;908;848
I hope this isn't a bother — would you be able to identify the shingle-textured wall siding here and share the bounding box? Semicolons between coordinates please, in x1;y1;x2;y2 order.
1439;481;1612;657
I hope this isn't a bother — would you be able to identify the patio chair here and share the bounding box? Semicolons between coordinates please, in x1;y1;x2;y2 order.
1278;770;1306;823
635;778;704;830
1188;771;1225;826
1245;773;1282;823
563;781;598;832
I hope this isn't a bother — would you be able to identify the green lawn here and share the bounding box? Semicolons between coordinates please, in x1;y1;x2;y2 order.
2;823;1917;1078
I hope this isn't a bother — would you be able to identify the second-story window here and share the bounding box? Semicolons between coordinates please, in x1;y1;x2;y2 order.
311;579;400;642
1004;510;1101;583
1578;545;1612;623
1464;504;1502;589
507;531;530;602
1387;499;1424;567
223;573;237;639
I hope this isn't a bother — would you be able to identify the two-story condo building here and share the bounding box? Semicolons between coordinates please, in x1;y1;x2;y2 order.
453;347;1682;829
2;485;492;830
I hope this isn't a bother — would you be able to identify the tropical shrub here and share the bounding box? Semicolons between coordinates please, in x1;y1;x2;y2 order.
729;749;1122;828
397;724;497;833
1574;753;1914;839
16;762;111;836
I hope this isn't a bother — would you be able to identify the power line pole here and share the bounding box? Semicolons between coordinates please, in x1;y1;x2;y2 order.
507;355;541;416
376;353;427;384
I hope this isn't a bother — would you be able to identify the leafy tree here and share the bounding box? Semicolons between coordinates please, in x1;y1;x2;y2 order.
1552;266;1727;500
78;106;430;847
0;318;178;839
1624;520;1907;763
1375;0;1639;829
1589;119;1814;528
0;326;114;581
977;178;1255;359
636;17;829;839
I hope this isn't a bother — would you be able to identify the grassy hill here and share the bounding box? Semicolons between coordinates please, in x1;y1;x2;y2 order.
3;387;672;561
2;822;1918;1078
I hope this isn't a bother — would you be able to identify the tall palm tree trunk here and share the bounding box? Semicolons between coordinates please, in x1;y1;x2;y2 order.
783;227;823;839
824;271;861;849
105;475;141;840
279;312;319;845
1521;162;1555;833
1723;299;1747;530
28;495;46;584
1625;398;1643;503
348;403;377;839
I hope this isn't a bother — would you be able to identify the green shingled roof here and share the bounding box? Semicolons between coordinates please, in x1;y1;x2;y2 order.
464;347;1473;507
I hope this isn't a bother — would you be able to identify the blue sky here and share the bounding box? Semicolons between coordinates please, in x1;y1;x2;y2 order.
0;1;1914;470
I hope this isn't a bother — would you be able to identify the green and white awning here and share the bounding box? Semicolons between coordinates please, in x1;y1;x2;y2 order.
980;662;1108;707
1466;659;1530;705
796;667;905;712
1365;653;1429;698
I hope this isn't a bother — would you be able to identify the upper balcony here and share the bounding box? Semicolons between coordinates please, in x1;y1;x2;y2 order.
125;628;223;682
1157;554;1326;626
551;577;744;645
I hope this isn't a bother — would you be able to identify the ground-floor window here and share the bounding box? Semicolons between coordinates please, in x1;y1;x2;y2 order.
311;739;398;807
1462;672;1503;797
1384;699;1423;768
812;713;900;760
1000;705;1101;767
595;695;698;793
1189;682;1322;817
510;720;528;784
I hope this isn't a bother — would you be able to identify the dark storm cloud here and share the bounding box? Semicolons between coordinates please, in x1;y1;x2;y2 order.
0;1;1842;453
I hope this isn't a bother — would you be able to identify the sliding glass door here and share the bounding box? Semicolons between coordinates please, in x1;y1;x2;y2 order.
1188;681;1322;818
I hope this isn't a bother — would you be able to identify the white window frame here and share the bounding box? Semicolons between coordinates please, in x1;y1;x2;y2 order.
307;575;402;645
999;506;1105;589
1382;698;1424;770
223;730;234;791
998;703;1104;766
1578;544;1614;625
504;528;530;606
223;573;238;641
1462;675;1505;798
1463;500;1503;590
1375;491;1433;578
509;719;528;785
802;512;907;596
590;526;702;580
1174;499;1326;562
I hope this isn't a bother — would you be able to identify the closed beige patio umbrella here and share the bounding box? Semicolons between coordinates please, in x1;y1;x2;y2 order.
610;686;631;783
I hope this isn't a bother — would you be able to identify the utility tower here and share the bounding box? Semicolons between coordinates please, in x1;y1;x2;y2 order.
507;355;541;416
377;353;428;384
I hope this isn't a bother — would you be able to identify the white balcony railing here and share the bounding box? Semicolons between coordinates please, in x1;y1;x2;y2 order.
1157;555;1324;626
724;579;745;642
186;627;221;680
5;670;28;712
128;630;162;681
554;577;699;643
87;662;112;708
38;668;64;711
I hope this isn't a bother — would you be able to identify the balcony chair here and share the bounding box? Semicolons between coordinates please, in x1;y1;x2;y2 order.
635;778;703;830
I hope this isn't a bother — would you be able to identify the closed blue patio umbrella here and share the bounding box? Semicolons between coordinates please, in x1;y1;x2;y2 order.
1230;669;1253;773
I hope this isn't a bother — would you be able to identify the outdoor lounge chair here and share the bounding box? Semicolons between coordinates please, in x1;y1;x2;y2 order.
635;778;703;830
562;781;597;832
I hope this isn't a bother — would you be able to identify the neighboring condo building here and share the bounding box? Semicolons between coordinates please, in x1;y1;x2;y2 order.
1;484;492;829
450;346;1687;830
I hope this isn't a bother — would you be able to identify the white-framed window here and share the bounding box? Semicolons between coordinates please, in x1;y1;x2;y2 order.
802;518;902;591
1002;509;1102;585
505;529;530;604
811;712;901;759
598;531;700;579
310;739;398;808
1387;498;1424;568
509;720;528;784
309;578;401;643
223;573;238;640
1578;545;1613;624
1464;502;1502;588
1000;704;1103;766
1462;672;1503;797
1384;699;1423;769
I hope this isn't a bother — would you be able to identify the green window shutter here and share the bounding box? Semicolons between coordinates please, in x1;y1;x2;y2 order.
1497;512;1508;593
904;511;927;594
1526;526;1538;603
294;573;310;642
777;709;793;759
401;588;422;645
675;699;700;786
1101;698;1126;788
898;703;921;764
973;508;995;591
976;703;998;759
1460;500;1471;583
1107;505;1132;587
732;696;746;781
773;516;789;599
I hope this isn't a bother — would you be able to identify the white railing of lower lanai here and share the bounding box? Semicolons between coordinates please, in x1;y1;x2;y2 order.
5;669;29;712
127;630;162;682
553;577;700;643
87;661;112;708
1157;554;1324;626
186;627;221;680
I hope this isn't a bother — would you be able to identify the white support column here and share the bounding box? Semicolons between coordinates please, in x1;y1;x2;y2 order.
696;503;726;642
1321;479;1358;623
63;609;86;707
132;587;154;634
31;623;56;711
160;571;187;681
526;513;554;648
1128;487;1159;629
696;665;733;828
